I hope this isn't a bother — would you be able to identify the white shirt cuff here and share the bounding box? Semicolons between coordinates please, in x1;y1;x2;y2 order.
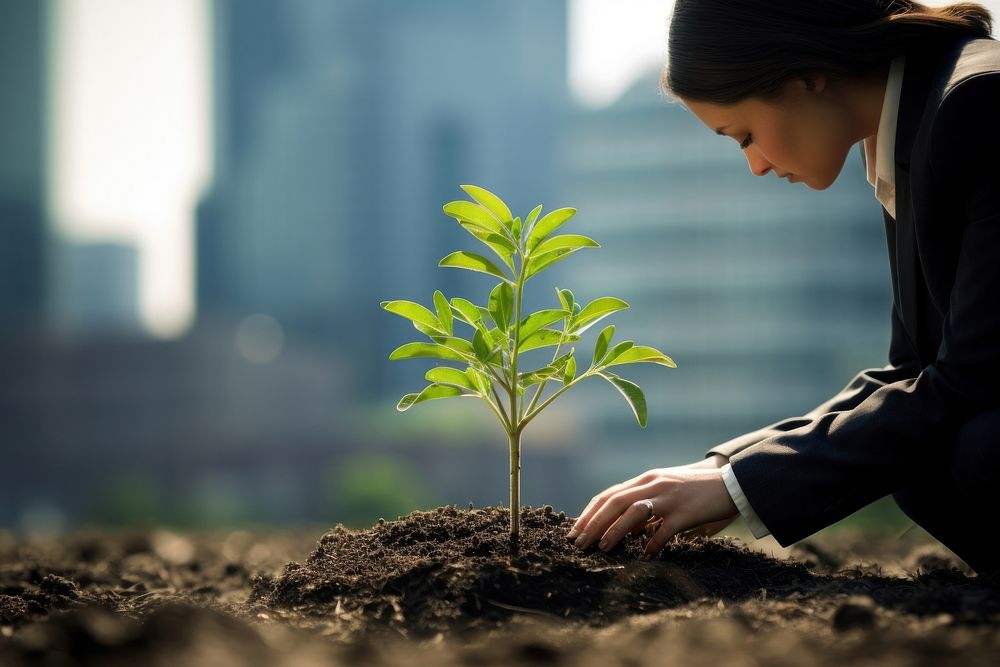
721;462;771;539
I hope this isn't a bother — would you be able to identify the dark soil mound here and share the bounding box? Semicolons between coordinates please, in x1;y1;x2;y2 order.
250;504;1000;640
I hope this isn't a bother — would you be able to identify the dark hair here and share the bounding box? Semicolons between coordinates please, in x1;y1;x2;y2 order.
664;0;993;104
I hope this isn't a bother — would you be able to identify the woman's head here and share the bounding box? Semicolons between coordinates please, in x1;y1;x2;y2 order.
664;0;992;104
663;1;993;190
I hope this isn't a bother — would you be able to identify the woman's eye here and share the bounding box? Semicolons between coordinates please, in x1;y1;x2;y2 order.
739;134;753;150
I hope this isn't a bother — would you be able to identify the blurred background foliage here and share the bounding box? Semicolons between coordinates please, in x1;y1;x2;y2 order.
6;0;986;542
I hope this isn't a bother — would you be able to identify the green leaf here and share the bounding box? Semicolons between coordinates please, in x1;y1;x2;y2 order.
488;327;508;348
511;216;522;243
429;336;476;358
466;367;491;395
433;290;452;336
439;251;513;284
460;185;513;224
524;248;583;281
451;298;485;330
555;287;574;312
598;340;634;366
484;330;507;367
389;342;467;362
458;222;516;273
592;325;615;367
522;205;543;242
532;234;600;257
472;329;491;362
488;283;514;332
563;356;577;384
443;200;508;237
525;204;543;229
415;322;447;340
518;309;569;340
519;329;578;353
519;364;559;380
520;375;552;389
425;366;477;391
397;384;466;412
599;372;648;427
519;367;561;388
604;345;677;368
381;300;447;334
552;349;575;373
526;207;576;251
571;297;629;335
519;349;576;388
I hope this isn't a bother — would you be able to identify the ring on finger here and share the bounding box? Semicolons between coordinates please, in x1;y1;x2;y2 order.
638;498;656;520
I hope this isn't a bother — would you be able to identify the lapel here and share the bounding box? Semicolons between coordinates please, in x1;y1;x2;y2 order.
890;93;922;349
889;38;982;355
891;51;934;353
891;166;921;351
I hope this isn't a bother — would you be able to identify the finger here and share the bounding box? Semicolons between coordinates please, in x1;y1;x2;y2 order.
573;482;658;550
568;473;652;537
642;515;682;560
569;489;616;535
628;516;657;536
567;491;614;539
595;499;658;553
643;517;663;538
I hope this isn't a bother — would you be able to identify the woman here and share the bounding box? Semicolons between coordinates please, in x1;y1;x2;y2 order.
567;0;1000;574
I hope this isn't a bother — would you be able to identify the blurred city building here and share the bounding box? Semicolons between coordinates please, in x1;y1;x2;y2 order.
0;0;50;334
50;240;142;337
560;72;893;485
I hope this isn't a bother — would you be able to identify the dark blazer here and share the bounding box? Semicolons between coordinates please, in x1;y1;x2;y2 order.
708;36;1000;546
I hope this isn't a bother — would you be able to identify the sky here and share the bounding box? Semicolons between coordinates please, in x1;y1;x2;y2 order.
569;0;674;106
49;0;211;338
49;0;1000;338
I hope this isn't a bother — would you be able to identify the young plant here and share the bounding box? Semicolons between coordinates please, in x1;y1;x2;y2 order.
381;185;675;550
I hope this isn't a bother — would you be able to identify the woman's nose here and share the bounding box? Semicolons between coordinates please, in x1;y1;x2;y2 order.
744;148;773;177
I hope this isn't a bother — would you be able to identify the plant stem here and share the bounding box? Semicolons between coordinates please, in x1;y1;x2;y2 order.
483;364;512;393
492;386;511;430
507;253;528;547
508;429;520;551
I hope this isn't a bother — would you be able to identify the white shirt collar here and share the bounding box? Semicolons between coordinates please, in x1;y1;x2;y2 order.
863;55;905;219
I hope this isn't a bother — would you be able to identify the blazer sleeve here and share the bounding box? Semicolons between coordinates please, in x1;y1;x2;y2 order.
722;72;1000;546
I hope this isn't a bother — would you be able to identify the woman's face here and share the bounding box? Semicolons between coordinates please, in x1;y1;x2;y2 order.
680;77;859;190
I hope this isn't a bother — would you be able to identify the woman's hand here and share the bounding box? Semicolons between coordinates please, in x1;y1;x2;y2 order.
566;456;739;559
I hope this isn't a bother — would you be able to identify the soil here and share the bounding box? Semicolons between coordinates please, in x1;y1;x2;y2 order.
2;504;999;666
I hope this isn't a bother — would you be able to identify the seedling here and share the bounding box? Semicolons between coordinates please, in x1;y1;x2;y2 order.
381;185;675;550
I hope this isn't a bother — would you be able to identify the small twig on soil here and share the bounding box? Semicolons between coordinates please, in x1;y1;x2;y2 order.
483;597;563;620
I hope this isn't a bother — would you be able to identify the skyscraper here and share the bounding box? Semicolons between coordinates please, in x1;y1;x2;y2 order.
0;0;50;333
